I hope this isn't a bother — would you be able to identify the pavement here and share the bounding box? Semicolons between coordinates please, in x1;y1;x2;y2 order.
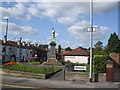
48;69;65;81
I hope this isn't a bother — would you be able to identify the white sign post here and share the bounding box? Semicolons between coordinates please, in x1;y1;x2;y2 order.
74;66;86;71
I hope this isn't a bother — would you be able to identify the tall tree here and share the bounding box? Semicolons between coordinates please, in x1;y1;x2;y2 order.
107;32;120;53
94;41;103;52
93;41;107;55
58;45;61;53
65;47;72;51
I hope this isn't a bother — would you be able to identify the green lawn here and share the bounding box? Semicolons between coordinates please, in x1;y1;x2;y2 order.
2;63;61;74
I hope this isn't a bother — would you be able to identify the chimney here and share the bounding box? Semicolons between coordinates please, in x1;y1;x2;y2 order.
22;41;26;46
35;43;38;47
3;36;7;44
17;41;20;46
17;37;22;46
28;42;31;47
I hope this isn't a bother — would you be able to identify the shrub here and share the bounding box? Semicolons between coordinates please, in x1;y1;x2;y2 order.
93;55;108;73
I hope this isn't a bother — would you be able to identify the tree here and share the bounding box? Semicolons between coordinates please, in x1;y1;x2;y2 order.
94;41;103;52
93;41;108;55
65;47;72;51
107;32;120;53
58;45;61;53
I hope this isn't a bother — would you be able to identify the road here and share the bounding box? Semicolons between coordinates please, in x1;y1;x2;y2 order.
1;75;120;90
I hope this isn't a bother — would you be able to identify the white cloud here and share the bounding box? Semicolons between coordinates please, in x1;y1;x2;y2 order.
0;3;31;20
67;20;110;47
57;17;76;25
1;2;117;23
0;21;37;35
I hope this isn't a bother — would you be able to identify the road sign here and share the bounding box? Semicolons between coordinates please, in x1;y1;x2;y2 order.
74;66;86;70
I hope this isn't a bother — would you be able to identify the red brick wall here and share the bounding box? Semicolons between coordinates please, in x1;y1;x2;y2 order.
106;53;120;82
106;68;113;81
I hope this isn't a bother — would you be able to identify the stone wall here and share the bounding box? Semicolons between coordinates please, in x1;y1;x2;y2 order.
65;71;106;82
2;69;62;79
2;69;46;79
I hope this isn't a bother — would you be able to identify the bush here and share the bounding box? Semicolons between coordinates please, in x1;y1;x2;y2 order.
93;55;108;73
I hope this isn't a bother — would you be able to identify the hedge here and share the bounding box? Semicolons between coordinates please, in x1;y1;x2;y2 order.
93;55;108;73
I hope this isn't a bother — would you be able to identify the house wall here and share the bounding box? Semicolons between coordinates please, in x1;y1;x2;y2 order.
64;56;88;64
16;47;20;62
0;44;3;62
0;40;48;63
21;48;27;62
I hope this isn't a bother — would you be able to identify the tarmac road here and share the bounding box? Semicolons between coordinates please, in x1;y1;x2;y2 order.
1;75;120;89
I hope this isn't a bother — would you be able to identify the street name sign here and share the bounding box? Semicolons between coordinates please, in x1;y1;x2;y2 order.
74;66;86;70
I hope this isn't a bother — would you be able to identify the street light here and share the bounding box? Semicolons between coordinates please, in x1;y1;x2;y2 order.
84;0;99;82
3;17;9;63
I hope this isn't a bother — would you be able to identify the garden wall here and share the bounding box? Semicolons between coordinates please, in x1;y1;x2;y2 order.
2;69;61;79
65;71;106;82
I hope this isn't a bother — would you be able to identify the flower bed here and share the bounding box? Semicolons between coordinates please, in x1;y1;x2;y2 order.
4;62;17;66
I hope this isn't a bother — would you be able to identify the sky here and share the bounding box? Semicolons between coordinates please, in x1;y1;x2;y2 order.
0;0;119;49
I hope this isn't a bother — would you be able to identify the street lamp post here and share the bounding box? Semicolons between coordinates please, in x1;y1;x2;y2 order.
89;0;93;82
84;0;99;82
3;17;9;63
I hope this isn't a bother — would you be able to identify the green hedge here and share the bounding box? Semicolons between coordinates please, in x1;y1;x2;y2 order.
93;55;108;73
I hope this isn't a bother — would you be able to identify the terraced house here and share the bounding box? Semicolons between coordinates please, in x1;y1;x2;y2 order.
0;38;47;63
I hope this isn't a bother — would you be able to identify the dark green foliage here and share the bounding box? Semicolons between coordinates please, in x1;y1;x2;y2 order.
107;32;120;53
65;47;72;51
94;41;103;51
93;41;108;55
58;45;61;53
93;55;108;73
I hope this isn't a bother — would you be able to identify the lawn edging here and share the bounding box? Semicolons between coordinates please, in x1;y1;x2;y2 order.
2;68;62;79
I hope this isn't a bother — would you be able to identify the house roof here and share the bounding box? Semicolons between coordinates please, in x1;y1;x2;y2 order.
0;40;47;52
63;47;89;56
109;53;120;66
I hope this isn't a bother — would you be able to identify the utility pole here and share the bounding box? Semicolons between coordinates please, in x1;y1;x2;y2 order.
89;0;93;82
84;0;99;82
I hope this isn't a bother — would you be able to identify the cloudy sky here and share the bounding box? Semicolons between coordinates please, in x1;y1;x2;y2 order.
0;0;119;49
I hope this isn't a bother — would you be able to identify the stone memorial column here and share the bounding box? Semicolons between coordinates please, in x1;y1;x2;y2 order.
44;28;61;65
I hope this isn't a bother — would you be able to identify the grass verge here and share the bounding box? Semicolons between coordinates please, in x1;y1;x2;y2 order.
2;63;61;74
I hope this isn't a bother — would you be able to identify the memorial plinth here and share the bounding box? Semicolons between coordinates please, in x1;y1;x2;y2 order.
44;41;62;65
